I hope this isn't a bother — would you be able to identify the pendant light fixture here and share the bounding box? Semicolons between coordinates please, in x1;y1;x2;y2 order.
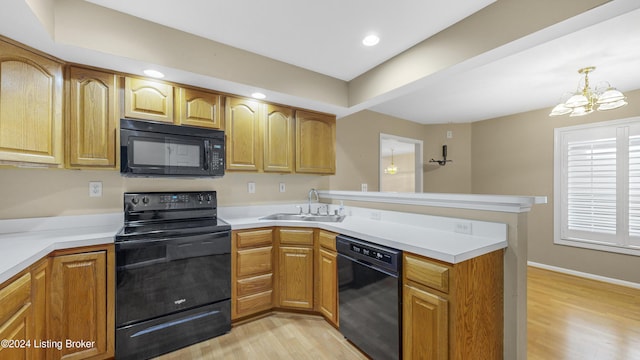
384;149;398;175
549;66;627;117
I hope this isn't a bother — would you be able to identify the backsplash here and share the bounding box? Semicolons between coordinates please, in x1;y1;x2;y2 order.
0;168;329;219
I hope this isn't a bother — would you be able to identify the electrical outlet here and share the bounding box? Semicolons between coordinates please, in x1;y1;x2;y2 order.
361;183;368;192
89;181;102;197
279;182;286;193
447;130;453;139
247;182;256;194
454;222;472;235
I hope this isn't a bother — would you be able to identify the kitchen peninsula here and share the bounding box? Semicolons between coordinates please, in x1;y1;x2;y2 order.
0;192;544;360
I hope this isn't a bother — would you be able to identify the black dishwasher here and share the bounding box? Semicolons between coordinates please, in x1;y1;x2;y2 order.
337;234;402;360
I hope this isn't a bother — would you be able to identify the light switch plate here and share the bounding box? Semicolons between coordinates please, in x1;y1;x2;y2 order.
248;182;256;194
279;182;286;193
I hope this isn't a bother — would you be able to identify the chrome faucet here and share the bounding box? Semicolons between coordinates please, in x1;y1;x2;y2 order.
308;188;319;214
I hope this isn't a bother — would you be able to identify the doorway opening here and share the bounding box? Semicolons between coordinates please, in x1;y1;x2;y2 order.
379;133;423;192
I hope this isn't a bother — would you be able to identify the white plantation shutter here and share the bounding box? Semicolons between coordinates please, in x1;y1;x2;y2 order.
555;117;640;256
628;134;640;246
566;137;617;238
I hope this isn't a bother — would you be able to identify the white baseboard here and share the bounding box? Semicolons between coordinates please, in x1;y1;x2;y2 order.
528;261;640;290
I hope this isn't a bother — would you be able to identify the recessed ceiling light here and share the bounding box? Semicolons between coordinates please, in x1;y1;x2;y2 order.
143;69;165;78
362;34;380;47
251;92;266;99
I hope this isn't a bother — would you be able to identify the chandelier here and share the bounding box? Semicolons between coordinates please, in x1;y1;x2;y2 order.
549;66;627;117
384;149;398;175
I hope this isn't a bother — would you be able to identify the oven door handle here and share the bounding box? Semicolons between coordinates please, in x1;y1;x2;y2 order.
116;231;229;250
166;232;230;260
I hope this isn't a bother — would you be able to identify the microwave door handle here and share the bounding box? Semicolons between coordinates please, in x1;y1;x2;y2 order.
204;140;210;170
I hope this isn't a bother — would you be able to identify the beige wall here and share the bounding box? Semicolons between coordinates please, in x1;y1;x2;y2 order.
330;110;472;193
0;168;328;219
472;88;640;283
423;123;472;193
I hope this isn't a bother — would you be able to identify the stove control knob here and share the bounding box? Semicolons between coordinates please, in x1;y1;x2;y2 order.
142;196;150;205
206;194;213;203
131;197;139;205
197;194;204;203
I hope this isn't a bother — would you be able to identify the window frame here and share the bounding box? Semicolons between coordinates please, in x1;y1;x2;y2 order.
554;116;640;257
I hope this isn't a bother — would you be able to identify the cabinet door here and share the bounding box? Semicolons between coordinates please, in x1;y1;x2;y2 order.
0;272;32;360
0;302;31;360
0;40;63;165
295;110;336;174
225;96;262;171
263;104;294;173
31;259;48;360
278;246;314;309
49;251;110;360
67;66;118;168
176;87;222;129
124;77;174;123
318;248;338;326
403;285;448;360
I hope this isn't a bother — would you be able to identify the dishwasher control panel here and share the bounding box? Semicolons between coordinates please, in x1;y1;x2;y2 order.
349;244;393;264
337;235;401;275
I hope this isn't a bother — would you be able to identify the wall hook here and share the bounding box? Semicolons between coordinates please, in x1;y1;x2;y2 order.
429;145;452;166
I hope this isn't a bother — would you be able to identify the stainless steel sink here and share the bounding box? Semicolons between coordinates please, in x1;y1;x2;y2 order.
259;213;345;222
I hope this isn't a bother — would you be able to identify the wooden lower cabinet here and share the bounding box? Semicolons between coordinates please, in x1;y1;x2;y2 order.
403;284;448;360
277;228;314;310
402;250;503;360
0;273;32;360
278;246;314;309
316;230;338;327
318;248;338;326
232;228;274;320
49;246;115;360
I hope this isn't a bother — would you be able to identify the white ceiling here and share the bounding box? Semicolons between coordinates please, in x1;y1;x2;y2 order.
1;0;639;125
84;0;495;81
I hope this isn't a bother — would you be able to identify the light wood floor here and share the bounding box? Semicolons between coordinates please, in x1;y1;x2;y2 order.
156;267;640;359
527;266;640;360
155;312;367;360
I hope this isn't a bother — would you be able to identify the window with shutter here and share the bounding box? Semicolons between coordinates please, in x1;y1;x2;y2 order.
555;117;640;256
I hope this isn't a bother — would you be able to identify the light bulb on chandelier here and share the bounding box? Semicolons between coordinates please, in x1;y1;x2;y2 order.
384;149;398;175
549;66;627;117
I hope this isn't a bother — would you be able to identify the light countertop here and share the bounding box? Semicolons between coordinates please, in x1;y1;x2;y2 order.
219;203;508;264
0;203;508;284
0;213;122;283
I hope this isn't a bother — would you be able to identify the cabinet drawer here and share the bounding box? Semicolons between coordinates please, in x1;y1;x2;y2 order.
236;229;273;249
404;254;450;294
237;246;273;278
237;273;272;298
279;228;314;246
237;290;273;315
0;273;31;325
318;230;337;251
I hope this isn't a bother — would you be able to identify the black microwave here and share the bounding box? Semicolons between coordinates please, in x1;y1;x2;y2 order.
120;119;225;178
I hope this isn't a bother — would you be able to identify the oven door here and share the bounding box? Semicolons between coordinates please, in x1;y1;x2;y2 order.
115;231;231;327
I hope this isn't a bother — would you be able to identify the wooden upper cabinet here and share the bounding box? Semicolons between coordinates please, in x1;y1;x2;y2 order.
176;87;223;129
67;66;118;169
0;39;63;165
263;104;294;173
124;77;174;123
225;96;262;171
295;110;336;174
